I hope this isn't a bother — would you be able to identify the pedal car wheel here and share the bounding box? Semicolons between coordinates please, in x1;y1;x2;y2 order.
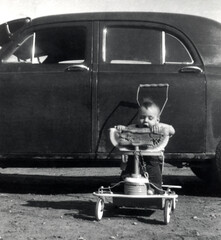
95;198;104;221
164;199;172;224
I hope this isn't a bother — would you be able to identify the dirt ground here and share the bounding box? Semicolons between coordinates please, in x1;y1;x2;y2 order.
0;165;220;240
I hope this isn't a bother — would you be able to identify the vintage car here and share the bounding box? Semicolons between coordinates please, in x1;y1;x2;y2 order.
0;12;221;184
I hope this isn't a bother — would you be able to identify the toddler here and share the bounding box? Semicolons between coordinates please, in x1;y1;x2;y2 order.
116;99;175;194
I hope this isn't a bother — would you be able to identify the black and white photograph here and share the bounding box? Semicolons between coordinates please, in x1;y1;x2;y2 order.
0;0;220;239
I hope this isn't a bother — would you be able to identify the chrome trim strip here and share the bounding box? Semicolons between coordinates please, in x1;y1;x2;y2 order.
102;28;107;62
31;32;36;63
162;31;166;64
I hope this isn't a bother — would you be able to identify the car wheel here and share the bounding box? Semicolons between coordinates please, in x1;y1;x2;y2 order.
214;140;221;184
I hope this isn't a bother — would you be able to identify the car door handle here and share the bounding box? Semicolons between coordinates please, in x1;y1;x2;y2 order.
179;66;203;73
65;64;89;72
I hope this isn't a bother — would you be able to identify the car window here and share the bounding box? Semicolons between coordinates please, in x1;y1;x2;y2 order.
102;26;193;65
2;26;86;64
103;27;161;64
165;32;193;64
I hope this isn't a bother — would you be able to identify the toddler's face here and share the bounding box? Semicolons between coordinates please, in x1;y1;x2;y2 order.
138;106;159;128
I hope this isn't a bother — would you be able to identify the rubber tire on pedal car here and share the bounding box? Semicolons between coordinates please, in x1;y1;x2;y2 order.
172;198;176;211
164;199;172;224
95;198;104;221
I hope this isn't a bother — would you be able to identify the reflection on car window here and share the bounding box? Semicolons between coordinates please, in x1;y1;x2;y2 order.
3;34;34;63
103;26;193;65
3;26;86;64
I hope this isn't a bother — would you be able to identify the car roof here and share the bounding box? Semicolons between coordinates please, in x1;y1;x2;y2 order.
30;11;217;25
31;12;221;35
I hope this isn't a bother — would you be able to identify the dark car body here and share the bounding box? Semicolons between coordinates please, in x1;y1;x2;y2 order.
0;12;221;180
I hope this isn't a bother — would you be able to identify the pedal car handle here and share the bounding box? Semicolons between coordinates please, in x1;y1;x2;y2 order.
136;83;169;116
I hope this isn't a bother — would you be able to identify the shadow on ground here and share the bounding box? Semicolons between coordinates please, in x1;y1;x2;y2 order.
0;173;120;194
163;175;221;197
24;198;162;224
0;172;220;197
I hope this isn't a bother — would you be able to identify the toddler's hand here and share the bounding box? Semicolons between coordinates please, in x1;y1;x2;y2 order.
115;125;126;132
151;123;160;134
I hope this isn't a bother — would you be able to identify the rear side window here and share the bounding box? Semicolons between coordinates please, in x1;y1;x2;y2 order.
165;33;193;63
3;26;86;64
102;26;193;65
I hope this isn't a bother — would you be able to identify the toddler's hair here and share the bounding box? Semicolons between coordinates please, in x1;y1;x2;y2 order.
141;98;160;113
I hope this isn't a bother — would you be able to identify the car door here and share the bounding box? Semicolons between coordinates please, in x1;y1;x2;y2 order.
0;22;92;154
97;21;206;154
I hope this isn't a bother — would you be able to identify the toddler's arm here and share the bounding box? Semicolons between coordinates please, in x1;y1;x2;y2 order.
157;123;175;136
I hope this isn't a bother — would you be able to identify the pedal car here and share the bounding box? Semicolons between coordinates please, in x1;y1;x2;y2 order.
93;83;181;224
